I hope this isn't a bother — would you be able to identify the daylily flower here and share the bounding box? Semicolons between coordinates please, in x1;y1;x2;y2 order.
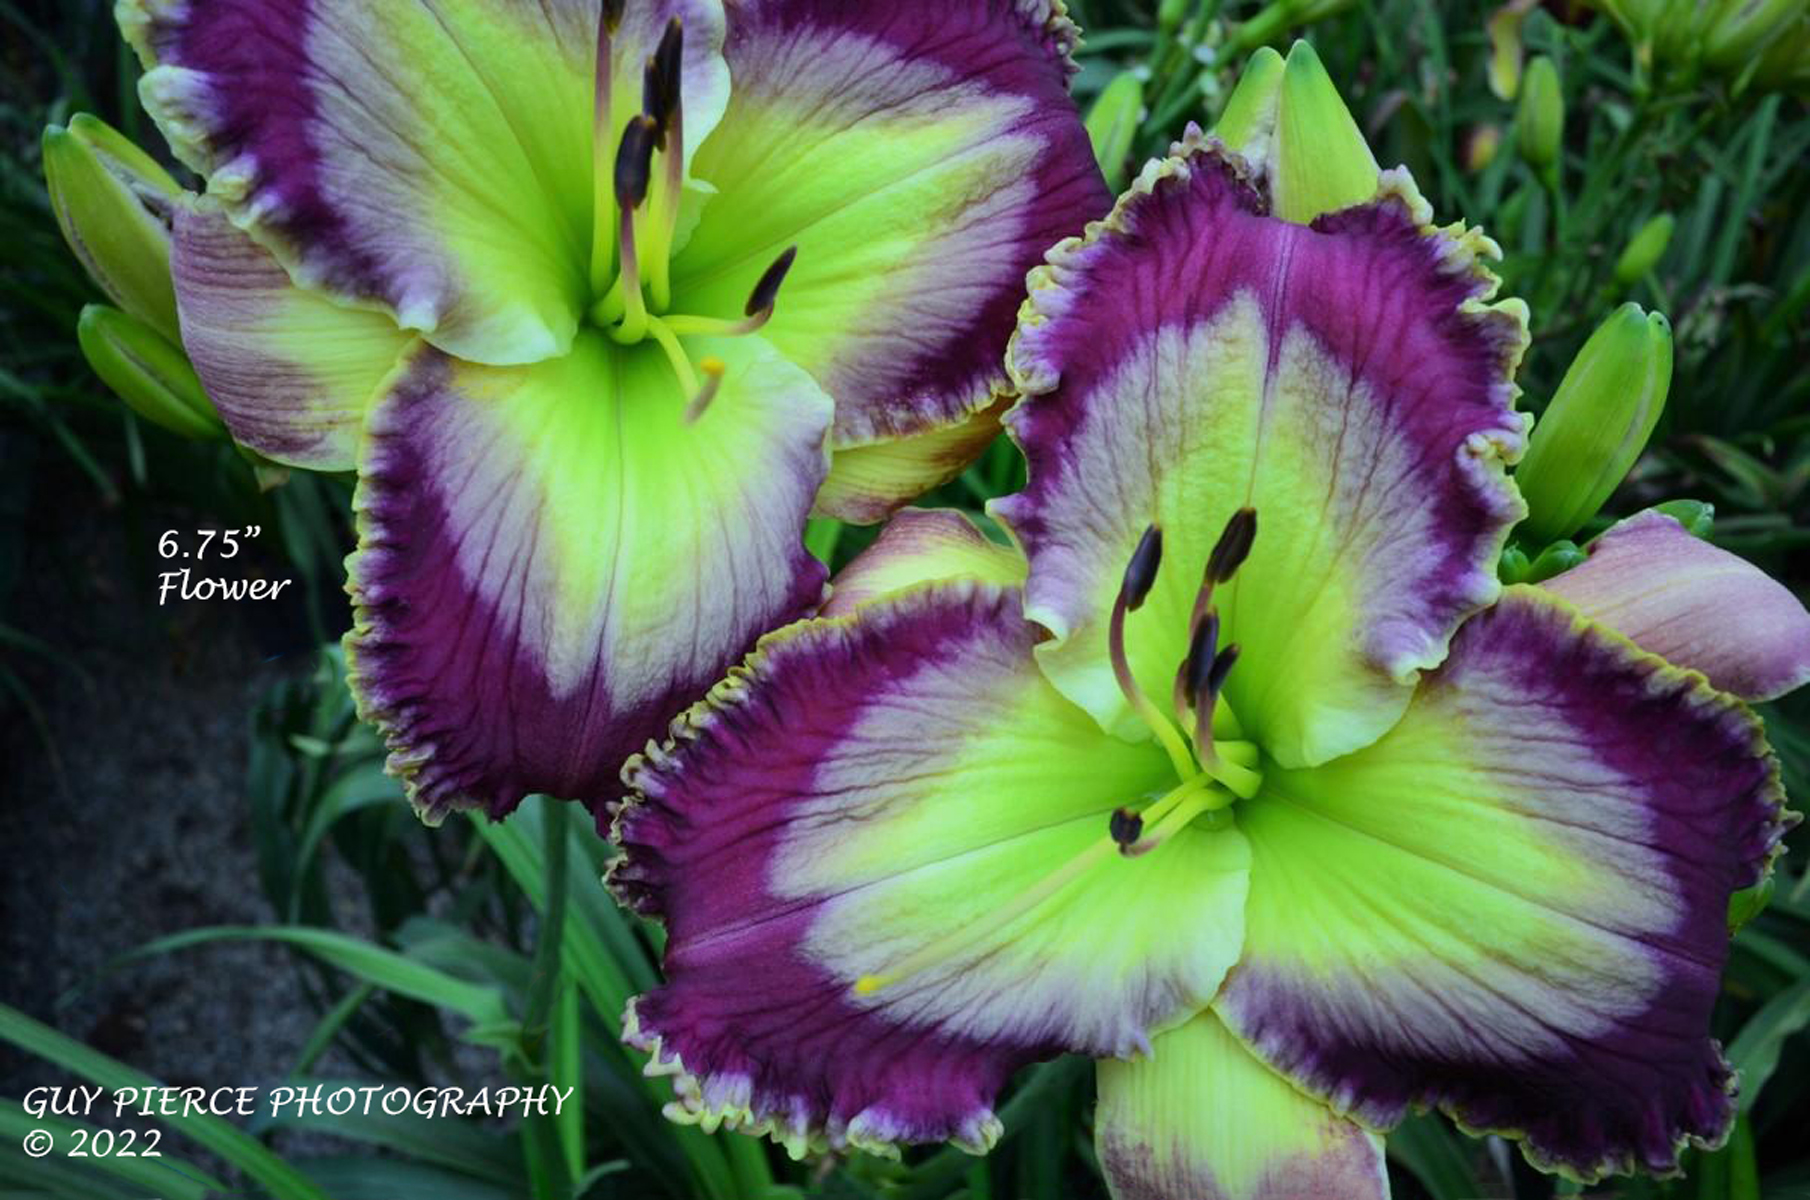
113;0;1109;820
607;87;1807;1200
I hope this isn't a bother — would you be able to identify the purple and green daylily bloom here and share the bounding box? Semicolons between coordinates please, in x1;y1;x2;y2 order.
606;122;1808;1195
118;0;1108;820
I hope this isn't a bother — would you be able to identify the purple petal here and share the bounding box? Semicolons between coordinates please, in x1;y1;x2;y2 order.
679;0;1110;517
611;581;1248;1156
994;131;1529;767
1543;509;1810;702
345;330;831;822
122;0;724;365
1217;586;1793;1182
171;202;409;469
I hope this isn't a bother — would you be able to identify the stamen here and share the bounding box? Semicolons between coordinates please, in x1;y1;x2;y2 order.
1109;807;1143;848
1110;525;1197;781
1194;643;1240;751
1123;782;1237;856
650;18;683;138
1187;507;1259;634
682;357;726;424
588;0;625;293
1177;609;1218;709
746;246;798;318
643;315;698;395
643;58;672;146
1206;507;1258;585
615;115;657;211
1177;508;1258;749
645;18;685;312
611;116;658;344
660;246;799;338
1122;524;1163;611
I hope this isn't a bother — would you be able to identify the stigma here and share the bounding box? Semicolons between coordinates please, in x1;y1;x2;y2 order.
586;14;796;423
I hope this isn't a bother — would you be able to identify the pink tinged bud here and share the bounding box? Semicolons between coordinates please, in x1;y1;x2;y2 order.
1544;509;1810;703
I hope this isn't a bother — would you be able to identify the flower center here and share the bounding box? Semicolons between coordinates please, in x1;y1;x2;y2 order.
850;512;1264;1000
584;9;796;423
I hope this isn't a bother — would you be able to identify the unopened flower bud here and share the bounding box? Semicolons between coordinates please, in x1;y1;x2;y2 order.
1650;498;1714;539
76;304;225;442
1486;0;1539;99
1215;41;1378;225
1085;72;1144;191
1524;539;1586;583
1751;14;1810;92
1158;0;1189;33
1613;213;1674;285
1498;544;1533;584
1516;303;1673;544
1516;56;1564;172
1703;0;1804;72
43;114;184;344
1464;125;1503;173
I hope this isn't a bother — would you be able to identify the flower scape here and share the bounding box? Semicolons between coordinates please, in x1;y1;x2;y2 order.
38;1;1810;1197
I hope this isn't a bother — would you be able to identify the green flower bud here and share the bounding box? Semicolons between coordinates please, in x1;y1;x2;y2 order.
1486;0;1538;100
1085;72;1145;192
1752;13;1810;92
1516;303;1674;544
1727;876;1773;934
1158;0;1189;33
1524;539;1586;583
1649;498;1715;538
1597;0;1665;43
43;114;185;344
1516;56;1564;171
1214;41;1378;225
1613;213;1675;285
76;304;225;442
1225;0;1356;56
1464;124;1504;173
1498;543;1533;584
1704;0;1805;71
